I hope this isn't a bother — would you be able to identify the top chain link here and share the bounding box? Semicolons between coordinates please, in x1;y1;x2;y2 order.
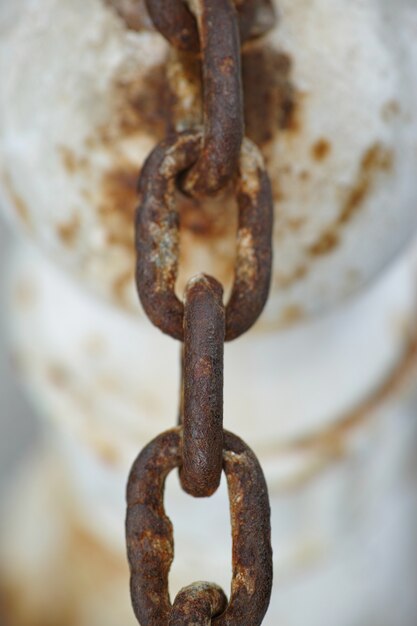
145;0;276;196
144;0;276;52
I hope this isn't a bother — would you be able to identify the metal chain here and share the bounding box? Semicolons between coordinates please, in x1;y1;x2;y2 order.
126;1;275;623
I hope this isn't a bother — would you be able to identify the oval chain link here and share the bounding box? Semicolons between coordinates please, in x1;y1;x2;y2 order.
135;131;273;342
126;428;273;626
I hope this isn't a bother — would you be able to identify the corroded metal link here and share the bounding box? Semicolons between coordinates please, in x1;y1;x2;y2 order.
135;131;273;342
181;274;225;497
170;583;228;625
126;428;273;626
180;0;243;196
144;0;276;52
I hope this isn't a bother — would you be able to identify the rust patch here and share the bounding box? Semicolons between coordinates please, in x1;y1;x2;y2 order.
275;264;308;288
2;171;31;229
113;269;134;306
242;46;299;150
287;216;306;231
57;214;81;247
311;139;331;162
303;142;394;263
98;165;139;252
58;146;88;175
96;62;171;145
104;0;155;31
279;305;305;326
339;143;394;225
381;99;401;123
309;230;340;257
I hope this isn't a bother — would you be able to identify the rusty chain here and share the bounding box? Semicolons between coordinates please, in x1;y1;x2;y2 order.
127;0;275;623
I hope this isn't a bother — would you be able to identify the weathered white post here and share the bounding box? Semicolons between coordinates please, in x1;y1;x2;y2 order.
1;1;417;624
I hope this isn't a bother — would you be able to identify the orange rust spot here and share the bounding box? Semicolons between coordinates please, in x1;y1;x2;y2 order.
339;143;394;225
2;171;31;229
113;269;134;306
311;139;331;162
287;216;306;231
98;165;139;253
309;230;340;256
0;583;76;626
57;214;81;247
94;62;171;146
275;264;308;288
242;46;300;149
90;437;121;467
381;99;401;123
177;192;237;294
58;146;88;175
280;305;305;325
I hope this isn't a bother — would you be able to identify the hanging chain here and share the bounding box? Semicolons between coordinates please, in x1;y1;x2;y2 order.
126;1;276;624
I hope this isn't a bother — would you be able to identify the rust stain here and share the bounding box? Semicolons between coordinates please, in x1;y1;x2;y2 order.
2;171;31;229
98;165;139;252
242;45;300;150
304;142;394;262
58;146;88;175
311;138;331;162
308;230;340;257
113;269;134;306
381;99;401;123
57;214;81;247
264;328;417;490
339;143;394;225
0;584;75;626
88;436;121;467
95;62;171;146
279;304;305;326
274;264;308;288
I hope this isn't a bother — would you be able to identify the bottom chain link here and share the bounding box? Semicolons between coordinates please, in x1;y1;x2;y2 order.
126;427;273;625
170;583;228;625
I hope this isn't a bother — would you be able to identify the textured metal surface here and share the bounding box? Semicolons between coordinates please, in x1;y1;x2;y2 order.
181;274;225;498
143;0;276;52
135;131;273;342
126;427;273;626
170;583;228;625
180;0;243;197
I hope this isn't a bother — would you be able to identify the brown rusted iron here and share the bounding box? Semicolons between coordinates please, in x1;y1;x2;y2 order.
170;583;228;625
144;0;276;52
135;131;273;342
180;0;243;197
180;274;225;498
126;427;273;626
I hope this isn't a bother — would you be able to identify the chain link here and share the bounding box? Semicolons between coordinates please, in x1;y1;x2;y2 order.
144;0;276;52
127;1;275;623
126;429;272;626
136;131;273;342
